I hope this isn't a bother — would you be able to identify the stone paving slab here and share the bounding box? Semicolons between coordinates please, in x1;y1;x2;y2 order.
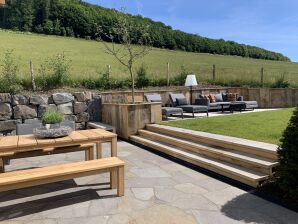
0;141;297;224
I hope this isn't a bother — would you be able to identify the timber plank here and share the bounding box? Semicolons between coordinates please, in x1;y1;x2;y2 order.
79;130;102;140
91;129;117;138
0;136;18;151
18;135;37;149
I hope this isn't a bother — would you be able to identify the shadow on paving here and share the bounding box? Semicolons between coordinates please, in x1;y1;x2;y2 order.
220;193;291;224
0;180;114;221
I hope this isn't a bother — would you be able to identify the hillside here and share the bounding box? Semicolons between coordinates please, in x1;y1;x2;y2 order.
0;30;297;88
0;0;289;61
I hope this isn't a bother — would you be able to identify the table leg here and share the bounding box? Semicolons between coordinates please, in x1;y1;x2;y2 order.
0;158;4;173
221;105;224;113
117;166;125;196
96;142;102;159
111;137;117;157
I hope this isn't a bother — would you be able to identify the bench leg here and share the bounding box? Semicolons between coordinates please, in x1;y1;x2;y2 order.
110;169;117;189
0;158;4;173
96;142;102;159
111;137;117;157
117;166;125;197
85;146;94;161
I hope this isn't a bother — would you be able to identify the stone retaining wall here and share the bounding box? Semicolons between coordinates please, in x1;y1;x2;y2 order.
0;92;101;136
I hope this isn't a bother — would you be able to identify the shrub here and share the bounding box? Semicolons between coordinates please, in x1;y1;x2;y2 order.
136;64;150;88
36;53;70;90
0;50;23;94
172;66;190;86
42;111;64;124
276;107;298;198
271;74;290;88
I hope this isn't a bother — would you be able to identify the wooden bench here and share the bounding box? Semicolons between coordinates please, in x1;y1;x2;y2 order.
0;143;95;173
0;157;125;196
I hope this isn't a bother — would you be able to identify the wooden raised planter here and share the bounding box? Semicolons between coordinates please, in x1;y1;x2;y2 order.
102;102;162;139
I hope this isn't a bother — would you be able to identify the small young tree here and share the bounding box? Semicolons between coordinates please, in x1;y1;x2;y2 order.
97;9;151;103
276;107;298;197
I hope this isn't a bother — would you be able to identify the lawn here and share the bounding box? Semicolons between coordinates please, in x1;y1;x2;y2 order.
161;109;294;144
1;30;298;86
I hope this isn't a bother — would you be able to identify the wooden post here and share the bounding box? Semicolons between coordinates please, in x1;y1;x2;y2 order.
30;60;36;92
107;65;111;79
212;64;216;82
261;67;264;87
167;62;170;86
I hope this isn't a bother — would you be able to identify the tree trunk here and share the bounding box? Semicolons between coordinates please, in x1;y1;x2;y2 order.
129;67;135;104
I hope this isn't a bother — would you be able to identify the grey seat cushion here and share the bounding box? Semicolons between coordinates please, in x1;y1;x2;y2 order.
145;94;162;103
238;101;258;109
169;93;187;107
178;105;208;113
162;107;183;116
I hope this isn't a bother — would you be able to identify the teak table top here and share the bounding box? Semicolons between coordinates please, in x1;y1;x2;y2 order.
0;129;117;153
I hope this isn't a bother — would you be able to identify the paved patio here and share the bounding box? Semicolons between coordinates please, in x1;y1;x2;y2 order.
0;141;297;224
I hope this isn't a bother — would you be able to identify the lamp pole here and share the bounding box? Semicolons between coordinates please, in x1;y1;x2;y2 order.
185;74;198;105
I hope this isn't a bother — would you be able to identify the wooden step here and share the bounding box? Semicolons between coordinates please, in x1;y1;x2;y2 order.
146;124;278;160
138;130;278;175
130;135;268;187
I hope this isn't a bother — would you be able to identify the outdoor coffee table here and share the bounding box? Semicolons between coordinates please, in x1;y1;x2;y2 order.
216;102;231;113
230;102;246;113
0;129;117;172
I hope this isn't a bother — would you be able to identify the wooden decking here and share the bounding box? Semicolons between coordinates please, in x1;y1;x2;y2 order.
130;124;278;188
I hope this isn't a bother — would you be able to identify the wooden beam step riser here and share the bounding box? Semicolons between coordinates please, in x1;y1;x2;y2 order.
146;125;277;160
131;136;266;188
138;130;275;175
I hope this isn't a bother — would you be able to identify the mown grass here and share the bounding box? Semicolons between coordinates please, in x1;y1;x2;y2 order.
1;30;298;87
161;109;294;144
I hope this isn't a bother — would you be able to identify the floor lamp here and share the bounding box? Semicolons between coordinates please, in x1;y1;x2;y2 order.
185;74;198;104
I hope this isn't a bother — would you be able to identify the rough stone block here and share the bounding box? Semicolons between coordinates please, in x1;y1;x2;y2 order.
52;93;74;105
57;102;73;115
38;104;57;118
0;103;12;121
30;95;49;105
75;112;90;123
12;95;29;105
0;120;21;132
73;92;92;102
64;115;76;122
75;122;86;130
13;105;37;119
74;102;88;114
0;93;11;103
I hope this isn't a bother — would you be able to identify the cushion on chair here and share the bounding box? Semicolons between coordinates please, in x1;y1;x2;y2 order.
208;94;216;103
215;94;223;102
176;98;188;106
222;93;228;102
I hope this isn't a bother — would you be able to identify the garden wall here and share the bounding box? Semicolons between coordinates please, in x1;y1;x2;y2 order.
100;87;298;108
0;92;101;136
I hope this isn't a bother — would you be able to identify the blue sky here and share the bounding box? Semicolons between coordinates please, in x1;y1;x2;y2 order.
86;0;298;62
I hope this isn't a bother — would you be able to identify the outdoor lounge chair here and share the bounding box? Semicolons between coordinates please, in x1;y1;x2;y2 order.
169;93;208;118
145;94;184;120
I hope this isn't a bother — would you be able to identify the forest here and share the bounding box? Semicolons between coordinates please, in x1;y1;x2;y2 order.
0;0;290;62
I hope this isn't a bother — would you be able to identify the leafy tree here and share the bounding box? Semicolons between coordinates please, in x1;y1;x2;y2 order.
136;64;150;89
276;107;298;197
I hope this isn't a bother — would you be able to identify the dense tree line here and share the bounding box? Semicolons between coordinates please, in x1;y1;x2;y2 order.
0;0;290;61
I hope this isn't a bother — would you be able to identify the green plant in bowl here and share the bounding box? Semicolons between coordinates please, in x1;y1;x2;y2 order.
42;111;64;129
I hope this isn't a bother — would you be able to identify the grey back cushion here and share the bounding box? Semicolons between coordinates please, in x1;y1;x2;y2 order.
170;93;186;106
16;121;76;135
176;98;188;106
215;94;223;102
145;94;162;102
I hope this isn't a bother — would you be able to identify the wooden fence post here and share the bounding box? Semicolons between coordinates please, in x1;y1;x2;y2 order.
167;62;170;86
107;65;111;79
30;60;36;92
261;67;264;87
212;64;216;82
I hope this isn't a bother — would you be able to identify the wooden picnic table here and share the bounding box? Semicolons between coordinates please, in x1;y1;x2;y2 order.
0;129;117;172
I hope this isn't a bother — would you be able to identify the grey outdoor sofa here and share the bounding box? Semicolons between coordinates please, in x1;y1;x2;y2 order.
169;93;209;118
145;94;184;120
195;94;258;111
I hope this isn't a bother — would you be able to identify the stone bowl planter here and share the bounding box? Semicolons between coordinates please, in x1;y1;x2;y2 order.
33;126;73;139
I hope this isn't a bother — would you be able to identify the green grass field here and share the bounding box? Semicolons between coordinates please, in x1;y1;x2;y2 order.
1;30;298;86
161;109;294;144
